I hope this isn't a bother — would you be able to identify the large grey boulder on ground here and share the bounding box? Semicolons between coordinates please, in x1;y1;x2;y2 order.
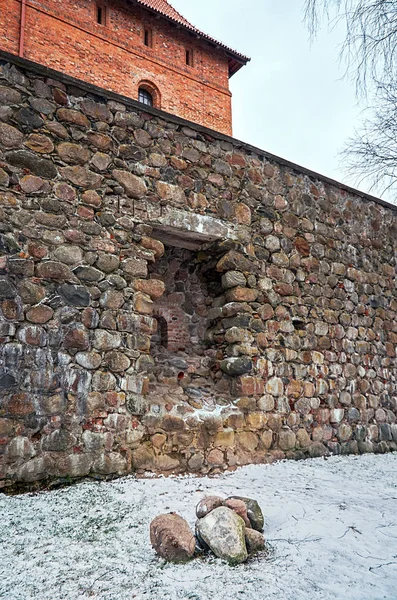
229;496;264;531
196;506;248;564
150;513;195;562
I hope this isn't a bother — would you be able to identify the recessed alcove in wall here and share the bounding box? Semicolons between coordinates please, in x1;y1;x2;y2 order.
148;243;220;391
146;209;244;403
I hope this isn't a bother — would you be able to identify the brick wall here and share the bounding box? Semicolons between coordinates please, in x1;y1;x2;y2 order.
1;0;233;134
153;306;190;353
0;54;396;491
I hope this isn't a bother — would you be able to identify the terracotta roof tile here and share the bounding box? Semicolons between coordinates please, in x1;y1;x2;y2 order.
132;0;250;70
136;0;193;28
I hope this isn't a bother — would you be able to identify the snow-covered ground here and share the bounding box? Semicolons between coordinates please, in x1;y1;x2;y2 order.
1;454;396;600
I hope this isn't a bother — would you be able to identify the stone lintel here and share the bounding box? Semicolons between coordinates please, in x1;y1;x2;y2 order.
150;208;242;249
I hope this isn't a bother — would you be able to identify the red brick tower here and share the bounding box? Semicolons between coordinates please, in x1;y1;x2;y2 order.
1;0;249;135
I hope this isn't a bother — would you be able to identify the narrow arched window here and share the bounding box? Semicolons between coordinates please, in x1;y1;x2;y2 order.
186;48;194;67
138;87;153;107
96;2;106;25
152;316;168;348
144;28;153;47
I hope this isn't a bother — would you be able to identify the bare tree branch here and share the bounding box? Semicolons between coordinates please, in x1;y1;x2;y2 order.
304;1;397;200
341;81;397;195
304;1;397;95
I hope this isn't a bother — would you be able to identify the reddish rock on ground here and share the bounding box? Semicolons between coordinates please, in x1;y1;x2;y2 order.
245;528;265;554
225;498;251;528
150;513;196;562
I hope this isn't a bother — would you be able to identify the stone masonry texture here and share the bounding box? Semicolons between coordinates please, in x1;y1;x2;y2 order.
1;0;234;135
0;53;396;491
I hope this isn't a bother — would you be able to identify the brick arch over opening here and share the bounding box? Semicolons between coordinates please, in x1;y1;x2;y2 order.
153;305;190;352
138;80;161;109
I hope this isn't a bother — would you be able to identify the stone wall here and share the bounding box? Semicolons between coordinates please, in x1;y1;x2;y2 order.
0;53;396;491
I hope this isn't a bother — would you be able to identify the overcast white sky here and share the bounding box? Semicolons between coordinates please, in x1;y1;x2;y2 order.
171;0;373;197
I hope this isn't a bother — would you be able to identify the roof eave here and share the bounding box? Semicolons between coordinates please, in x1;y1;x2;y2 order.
129;0;250;66
228;56;250;78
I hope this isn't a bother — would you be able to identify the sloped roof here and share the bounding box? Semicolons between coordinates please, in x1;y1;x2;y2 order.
132;0;250;75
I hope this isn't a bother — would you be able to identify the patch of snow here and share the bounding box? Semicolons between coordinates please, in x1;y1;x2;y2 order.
190;402;236;420
1;454;396;599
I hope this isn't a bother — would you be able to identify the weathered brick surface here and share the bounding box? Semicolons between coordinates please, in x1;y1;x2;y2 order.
1;0;233;134
0;56;396;490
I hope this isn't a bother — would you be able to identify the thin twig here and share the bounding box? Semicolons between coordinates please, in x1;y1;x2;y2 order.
338;526;362;539
369;561;397;572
